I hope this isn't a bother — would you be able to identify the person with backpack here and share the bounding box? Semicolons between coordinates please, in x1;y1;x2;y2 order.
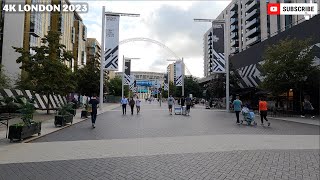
185;96;192;116
168;95;175;115
129;97;135;115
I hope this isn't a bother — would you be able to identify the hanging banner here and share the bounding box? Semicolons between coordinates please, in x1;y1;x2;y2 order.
175;61;183;86
124;59;131;85
164;74;168;90
209;24;225;73
104;15;120;71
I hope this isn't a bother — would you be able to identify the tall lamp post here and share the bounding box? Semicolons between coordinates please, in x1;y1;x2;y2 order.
99;7;140;110
193;18;230;112
167;58;185;97
122;57;140;98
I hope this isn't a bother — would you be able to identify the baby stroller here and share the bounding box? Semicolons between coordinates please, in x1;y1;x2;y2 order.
241;107;257;126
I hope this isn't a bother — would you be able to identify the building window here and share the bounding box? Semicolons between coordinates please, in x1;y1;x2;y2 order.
285;15;293;30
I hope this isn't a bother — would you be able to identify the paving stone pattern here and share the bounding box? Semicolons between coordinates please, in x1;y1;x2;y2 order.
0;149;318;180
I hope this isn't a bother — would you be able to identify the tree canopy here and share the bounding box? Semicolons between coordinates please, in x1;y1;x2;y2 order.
14;31;76;96
260;38;319;95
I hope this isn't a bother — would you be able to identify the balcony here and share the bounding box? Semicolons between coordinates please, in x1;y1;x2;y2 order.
245;9;259;21
245;18;258;29
230;18;238;25
245;0;257;13
230;25;238;32
246;27;260;38
230;11;237;18
230;32;238;39
246;36;260;46
230;3;237;11
230;40;239;47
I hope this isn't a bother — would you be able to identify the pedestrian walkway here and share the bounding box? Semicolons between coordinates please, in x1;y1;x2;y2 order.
0;103;119;145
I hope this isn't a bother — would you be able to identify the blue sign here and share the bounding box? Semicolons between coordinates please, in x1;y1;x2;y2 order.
136;80;153;87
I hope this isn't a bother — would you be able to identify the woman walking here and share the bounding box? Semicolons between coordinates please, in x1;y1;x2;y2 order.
129;97;135;115
259;97;270;126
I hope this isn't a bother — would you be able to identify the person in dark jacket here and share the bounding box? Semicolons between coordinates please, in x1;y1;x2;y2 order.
89;95;99;128
129;97;135;115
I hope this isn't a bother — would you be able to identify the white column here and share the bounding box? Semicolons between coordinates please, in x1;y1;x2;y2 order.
99;6;105;110
225;16;230;112
122;56;125;98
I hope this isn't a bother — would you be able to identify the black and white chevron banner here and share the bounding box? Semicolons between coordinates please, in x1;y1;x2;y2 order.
164;83;168;91
175;75;183;86
104;15;120;71
124;74;131;85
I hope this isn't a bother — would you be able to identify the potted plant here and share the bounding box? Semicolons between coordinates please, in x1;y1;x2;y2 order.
8;98;41;142
66;102;76;116
54;103;74;127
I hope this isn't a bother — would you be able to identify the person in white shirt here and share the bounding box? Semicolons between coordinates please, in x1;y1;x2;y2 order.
135;96;141;114
168;95;175;115
120;96;128;115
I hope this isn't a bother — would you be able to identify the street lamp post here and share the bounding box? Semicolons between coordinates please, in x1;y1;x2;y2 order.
193;18;230;112
99;8;140;110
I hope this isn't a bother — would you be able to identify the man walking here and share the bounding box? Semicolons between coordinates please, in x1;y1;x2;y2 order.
121;96;128;115
168;95;175;115
89;94;99;128
181;96;185;107
232;96;242;124
259;97;270;126
136;96;141;114
129;97;135;115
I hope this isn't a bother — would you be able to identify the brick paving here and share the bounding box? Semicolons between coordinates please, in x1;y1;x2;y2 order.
0;149;318;180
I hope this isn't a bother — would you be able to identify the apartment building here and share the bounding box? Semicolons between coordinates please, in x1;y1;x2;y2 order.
166;63;175;83
204;0;320;77
86;38;112;80
0;0;87;84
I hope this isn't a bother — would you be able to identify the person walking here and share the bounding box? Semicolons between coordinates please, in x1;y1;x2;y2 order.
129;97;135;115
181;96;185;107
136;96;141;114
301;97;315;118
121;96;128;115
185;96;192;116
259;97;270;126
168;95;175;115
232;96;242;124
89;95;99;128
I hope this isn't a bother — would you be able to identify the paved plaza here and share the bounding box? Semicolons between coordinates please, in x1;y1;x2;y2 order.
0;102;319;180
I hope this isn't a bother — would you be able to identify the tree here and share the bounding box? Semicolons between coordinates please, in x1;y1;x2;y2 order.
183;76;202;98
14;31;76;113
260;38;319;95
106;76;128;97
74;54;100;97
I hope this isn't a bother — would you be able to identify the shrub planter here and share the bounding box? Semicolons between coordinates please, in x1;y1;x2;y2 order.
8;122;41;142
54;114;73;127
67;109;76;116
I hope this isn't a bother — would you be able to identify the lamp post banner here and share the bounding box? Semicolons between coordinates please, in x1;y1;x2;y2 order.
209;24;225;73
104;15;120;71
175;61;183;86
164;74;168;90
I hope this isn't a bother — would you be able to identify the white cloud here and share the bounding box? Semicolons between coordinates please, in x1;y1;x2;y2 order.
71;0;231;78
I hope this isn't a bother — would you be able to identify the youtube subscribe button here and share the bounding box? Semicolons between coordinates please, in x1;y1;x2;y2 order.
268;3;280;15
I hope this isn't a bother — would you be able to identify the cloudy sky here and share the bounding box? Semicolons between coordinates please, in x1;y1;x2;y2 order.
72;0;231;78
